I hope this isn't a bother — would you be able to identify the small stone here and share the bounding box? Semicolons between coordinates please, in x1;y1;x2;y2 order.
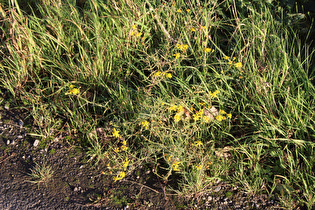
6;140;10;145
33;140;40;147
214;186;221;192
17;135;23;139
18;120;24;126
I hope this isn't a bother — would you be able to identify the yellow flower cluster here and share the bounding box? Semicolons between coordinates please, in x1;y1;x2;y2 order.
121;140;128;151
192;109;203;121
112;130;129;153
166;155;181;171
168;104;191;123
113;171;125;182
129;24;142;37
215;109;232;122
167;101;231;124
172;161;181;171
223;56;242;69
177;8;190;13
173;53;180;59
209;90;220;98
153;71;172;79
204;48;214;53
176;44;189;53
196;164;202;170
123;158;130;171
65;85;79;95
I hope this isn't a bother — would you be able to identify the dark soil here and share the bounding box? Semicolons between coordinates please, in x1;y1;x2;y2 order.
0;107;282;209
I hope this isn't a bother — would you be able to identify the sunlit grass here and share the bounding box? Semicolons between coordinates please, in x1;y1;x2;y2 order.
1;0;314;208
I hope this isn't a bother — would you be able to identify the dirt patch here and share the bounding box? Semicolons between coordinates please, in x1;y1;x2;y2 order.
0;108;176;209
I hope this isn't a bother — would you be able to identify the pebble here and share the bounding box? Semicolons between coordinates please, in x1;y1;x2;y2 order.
214;186;221;192
33;140;40;147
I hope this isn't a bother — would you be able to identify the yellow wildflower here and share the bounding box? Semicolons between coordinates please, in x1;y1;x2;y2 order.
227;113;232;119
228;60;233;65
190;27;196;32
169;105;178;111
235;62;242;68
203;115;210;123
177;9;182;13
136;32;142;37
166;73;172;78
201;26;206;30
209;90;219;98
216;115;225;122
141;121;149;129
121;145;128;151
167;155;173;162
113;171;125;182
174;114;181;122
154;71;162;77
204;48;214;53
223;56;230;60
193;113;201;121
219;109;227;115
186;9;190;13
176;44;188;53
114;147;120;153
112;128;120;138
65;85;80;95
196;164;202;170
173;53;180;59
194;141;203;147
123;158;130;171
177;105;184;112
72;88;80;95
172;161;181;171
122;140;127;145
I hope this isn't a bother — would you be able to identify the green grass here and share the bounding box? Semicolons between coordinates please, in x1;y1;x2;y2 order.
27;161;54;187
1;0;315;208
